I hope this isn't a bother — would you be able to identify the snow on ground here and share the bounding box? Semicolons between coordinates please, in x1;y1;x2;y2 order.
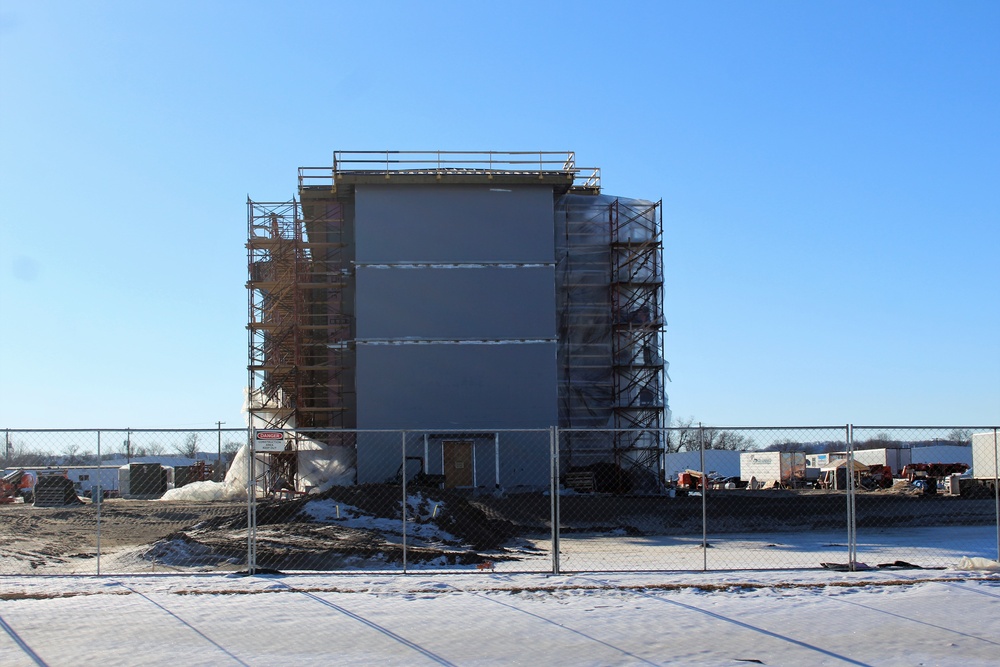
302;497;460;545
2;522;999;665
1;565;999;666
546;524;1000;573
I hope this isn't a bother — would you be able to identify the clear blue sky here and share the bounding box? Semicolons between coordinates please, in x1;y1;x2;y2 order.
1;1;997;429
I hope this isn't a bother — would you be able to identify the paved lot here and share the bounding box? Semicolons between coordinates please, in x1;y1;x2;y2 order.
1;572;999;666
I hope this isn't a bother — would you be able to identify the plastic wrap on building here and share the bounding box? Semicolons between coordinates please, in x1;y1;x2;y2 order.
554;191;668;480
554;193;669;434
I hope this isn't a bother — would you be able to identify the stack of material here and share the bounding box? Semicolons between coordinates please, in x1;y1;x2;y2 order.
33;476;82;507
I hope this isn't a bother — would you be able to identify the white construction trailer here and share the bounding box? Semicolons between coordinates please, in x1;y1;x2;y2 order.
971;431;1000;489
740;451;806;486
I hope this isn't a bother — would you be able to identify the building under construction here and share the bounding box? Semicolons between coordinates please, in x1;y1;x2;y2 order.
247;151;667;489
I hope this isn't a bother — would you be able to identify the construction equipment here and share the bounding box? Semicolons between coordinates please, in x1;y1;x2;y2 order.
387;457;446;488
860;464;894;490
901;463;969;481
677;469;707;492
676;469;741;493
0;469;36;503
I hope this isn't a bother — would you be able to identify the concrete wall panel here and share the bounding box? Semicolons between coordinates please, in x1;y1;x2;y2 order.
355;185;554;263
356;266;555;340
356;343;557;430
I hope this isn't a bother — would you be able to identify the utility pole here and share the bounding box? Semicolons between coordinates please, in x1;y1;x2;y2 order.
216;421;226;481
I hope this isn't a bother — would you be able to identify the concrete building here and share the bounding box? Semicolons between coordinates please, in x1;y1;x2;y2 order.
247;151;667;489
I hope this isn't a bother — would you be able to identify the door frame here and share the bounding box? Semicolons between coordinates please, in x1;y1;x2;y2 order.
442;439;475;488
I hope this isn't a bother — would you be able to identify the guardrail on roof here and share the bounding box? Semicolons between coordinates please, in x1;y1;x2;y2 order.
298;150;600;191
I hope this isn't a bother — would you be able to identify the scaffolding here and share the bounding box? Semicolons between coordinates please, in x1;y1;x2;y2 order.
555;194;667;477
246;198;353;434
610;198;665;470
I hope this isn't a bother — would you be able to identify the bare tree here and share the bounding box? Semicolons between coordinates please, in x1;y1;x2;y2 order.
667;418;755;452
946;429;973;446
62;443;81;464
706;429;755;451
859;432;899;449
175;434;200;459
764;439;842;453
667;417;700;453
6;441;48;467
766;438;807;452
222;440;242;465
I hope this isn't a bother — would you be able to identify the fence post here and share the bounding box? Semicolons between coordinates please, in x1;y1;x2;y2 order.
993;428;999;562
247;430;256;575
846;424;857;570
96;430;102;576
402;430;408;574
699;423;707;572
551;426;560;575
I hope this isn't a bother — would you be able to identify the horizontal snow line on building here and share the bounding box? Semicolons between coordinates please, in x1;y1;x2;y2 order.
354;263;555;269
354;338;557;346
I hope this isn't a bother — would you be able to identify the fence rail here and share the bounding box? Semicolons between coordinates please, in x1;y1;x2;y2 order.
2;426;997;576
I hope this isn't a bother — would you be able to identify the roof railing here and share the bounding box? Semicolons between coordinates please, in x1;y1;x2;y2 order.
298;150;600;191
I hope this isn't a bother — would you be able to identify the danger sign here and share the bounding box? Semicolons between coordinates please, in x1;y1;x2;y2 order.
253;429;286;452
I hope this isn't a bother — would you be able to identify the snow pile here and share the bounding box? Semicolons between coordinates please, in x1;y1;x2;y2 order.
955;556;1000;571
300;496;459;544
159;479;241;502
160;436;355;502
160;441;256;501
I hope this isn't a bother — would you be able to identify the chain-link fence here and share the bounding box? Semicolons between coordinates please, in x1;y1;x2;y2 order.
0;428;246;575
2;426;998;576
556;426;862;573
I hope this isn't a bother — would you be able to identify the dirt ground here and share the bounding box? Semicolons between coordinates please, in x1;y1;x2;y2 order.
0;487;994;574
0;500;245;572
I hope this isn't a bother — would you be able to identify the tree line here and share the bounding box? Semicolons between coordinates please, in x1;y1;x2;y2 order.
4;433;244;468
665;419;973;454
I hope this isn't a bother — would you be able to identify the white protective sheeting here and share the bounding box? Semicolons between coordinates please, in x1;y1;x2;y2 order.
160;436;355;501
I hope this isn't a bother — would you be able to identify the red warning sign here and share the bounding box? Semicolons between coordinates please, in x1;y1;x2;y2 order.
253;429;286;451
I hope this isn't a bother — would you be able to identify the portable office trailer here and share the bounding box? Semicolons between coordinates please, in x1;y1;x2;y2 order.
971;431;1000;484
66;466;120;496
740;451;806;486
847;448;911;475
911;443;972;468
822;445;971;477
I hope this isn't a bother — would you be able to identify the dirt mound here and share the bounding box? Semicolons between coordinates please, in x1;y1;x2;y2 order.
309;485;519;550
138;485;519;571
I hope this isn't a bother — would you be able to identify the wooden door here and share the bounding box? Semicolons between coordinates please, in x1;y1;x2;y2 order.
443;440;473;488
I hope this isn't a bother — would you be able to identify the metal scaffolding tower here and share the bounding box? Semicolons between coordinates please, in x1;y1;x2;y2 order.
610;198;665;470
246;198;352;433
